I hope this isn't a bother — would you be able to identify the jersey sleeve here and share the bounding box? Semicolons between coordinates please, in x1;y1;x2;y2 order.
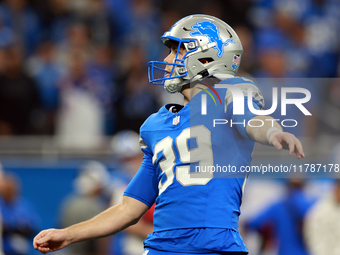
123;138;159;208
227;99;261;140
223;78;265;140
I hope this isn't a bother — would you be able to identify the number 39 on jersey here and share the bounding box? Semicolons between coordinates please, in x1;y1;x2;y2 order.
152;125;215;194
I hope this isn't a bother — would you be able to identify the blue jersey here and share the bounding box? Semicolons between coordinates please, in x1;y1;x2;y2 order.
124;77;264;253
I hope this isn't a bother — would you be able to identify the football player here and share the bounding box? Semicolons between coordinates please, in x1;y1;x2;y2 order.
33;15;304;255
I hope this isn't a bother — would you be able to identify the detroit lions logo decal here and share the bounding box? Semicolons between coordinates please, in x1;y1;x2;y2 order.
190;21;235;58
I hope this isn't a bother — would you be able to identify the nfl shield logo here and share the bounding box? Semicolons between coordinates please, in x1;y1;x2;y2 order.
173;116;180;125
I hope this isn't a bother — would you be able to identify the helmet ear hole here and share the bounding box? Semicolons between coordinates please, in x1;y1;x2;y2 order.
198;58;214;64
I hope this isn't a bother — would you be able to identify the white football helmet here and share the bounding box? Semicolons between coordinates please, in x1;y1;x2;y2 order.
148;14;243;93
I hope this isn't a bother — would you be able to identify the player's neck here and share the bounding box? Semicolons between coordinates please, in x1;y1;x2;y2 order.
181;84;207;106
182;88;190;105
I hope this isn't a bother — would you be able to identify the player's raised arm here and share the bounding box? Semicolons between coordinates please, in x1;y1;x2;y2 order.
246;116;305;159
33;196;149;254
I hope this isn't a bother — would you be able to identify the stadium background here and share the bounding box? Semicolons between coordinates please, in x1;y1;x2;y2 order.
0;0;339;255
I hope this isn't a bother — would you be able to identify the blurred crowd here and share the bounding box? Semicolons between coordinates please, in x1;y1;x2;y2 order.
0;0;338;148
0;130;155;255
0;1;339;255
0;165;40;255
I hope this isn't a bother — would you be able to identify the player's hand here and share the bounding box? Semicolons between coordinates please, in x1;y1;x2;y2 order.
268;131;305;159
33;228;71;254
